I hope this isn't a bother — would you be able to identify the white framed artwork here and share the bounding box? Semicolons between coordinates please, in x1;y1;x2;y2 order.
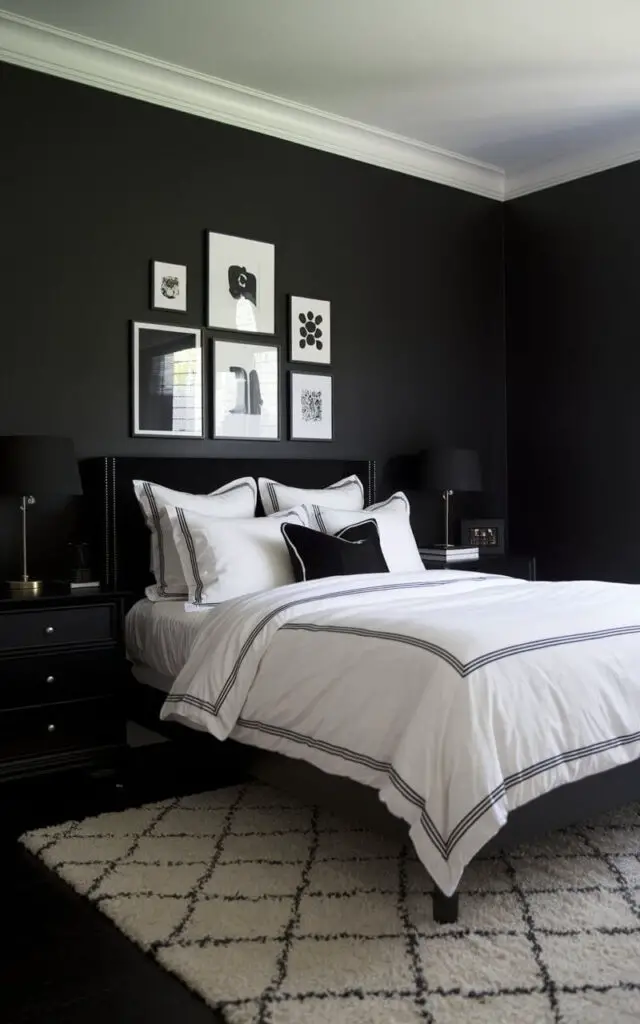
131;322;203;438
213;338;280;441
289;371;333;441
289;295;331;364
151;261;187;312
207;232;275;334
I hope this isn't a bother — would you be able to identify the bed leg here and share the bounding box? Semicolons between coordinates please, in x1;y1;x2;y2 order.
432;887;459;924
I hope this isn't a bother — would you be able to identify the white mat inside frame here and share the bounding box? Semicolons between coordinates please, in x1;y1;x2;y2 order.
20;783;640;1023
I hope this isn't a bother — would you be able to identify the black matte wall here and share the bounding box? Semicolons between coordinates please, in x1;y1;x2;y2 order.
1;62;506;579
506;163;640;582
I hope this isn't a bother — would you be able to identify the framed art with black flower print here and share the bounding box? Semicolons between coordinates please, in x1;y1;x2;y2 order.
207;232;275;334
289;371;333;441
151;261;187;312
289;296;331;364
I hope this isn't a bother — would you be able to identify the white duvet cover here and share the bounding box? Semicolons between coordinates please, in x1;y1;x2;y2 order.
160;570;640;895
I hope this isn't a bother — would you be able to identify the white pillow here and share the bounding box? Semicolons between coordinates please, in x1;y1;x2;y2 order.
133;477;257;601
259;474;364;515
303;493;424;573
165;505;309;605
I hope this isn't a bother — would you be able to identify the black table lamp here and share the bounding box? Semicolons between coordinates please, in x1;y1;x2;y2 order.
0;435;82;593
423;447;481;548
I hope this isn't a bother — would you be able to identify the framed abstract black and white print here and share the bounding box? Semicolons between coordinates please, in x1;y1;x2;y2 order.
213;337;280;441
207;232;275;334
289;296;331;364
131;322;204;438
289;371;333;441
151;261;187;312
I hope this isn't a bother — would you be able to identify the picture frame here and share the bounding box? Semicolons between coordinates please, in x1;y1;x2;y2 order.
289;295;331;364
131;322;204;438
212;337;280;441
207;231;275;334
151;260;187;312
289;371;333;441
461;518;505;554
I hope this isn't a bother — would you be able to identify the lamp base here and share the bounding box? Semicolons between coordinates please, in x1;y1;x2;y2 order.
8;578;43;594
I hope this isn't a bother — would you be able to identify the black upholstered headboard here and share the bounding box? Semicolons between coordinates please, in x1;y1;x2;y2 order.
80;456;375;594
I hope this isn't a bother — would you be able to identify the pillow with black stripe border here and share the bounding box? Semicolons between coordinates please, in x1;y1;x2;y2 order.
281;518;389;583
259;474;364;516
164;504;309;605
133;477;258;601
302;492;424;573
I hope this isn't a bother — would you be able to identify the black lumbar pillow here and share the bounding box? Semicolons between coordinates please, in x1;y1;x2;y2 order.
281;519;389;582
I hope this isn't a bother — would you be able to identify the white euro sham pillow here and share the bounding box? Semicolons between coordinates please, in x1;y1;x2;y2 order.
165;505;309;605
133;477;258;601
303;492;424;573
259;474;364;515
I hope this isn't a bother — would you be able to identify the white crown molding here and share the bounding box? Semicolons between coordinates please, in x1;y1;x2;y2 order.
506;140;640;199
0;10;504;201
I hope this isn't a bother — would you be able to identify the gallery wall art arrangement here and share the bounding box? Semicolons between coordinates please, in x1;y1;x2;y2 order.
136;232;332;442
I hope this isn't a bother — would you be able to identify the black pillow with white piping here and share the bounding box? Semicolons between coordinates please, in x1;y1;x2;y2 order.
281;519;389;582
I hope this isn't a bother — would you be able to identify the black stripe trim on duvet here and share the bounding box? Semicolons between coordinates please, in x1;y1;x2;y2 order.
232;718;640;862
280;621;640;677
167;577;471;715
234;717;447;857
445;726;640;850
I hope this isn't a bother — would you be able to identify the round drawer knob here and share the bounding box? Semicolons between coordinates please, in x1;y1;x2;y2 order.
44;625;55;635
45;675;55;684
47;723;56;733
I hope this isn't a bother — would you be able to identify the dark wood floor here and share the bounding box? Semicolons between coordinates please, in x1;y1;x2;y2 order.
1;745;243;1023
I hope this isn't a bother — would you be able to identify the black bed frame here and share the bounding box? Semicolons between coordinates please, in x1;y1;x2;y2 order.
80;455;640;924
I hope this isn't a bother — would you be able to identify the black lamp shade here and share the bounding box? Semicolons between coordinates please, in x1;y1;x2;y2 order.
0;436;82;496
423;447;481;492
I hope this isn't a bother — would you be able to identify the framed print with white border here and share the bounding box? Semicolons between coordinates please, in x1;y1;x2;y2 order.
151;260;187;312
131;321;204;438
207;232;275;334
289;295;331;364
213;337;280;441
289;371;333;441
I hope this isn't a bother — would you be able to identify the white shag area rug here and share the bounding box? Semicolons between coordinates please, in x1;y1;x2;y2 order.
20;782;640;1024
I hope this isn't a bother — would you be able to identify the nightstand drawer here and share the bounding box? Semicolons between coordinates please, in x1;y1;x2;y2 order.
0;605;114;653
0;698;122;762
0;650;124;710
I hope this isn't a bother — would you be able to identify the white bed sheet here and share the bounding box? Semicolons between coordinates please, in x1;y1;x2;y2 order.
160;570;640;896
126;598;215;681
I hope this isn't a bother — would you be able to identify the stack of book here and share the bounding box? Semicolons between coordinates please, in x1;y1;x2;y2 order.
419;546;479;564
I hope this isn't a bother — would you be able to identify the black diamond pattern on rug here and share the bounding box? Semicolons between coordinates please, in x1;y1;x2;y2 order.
21;784;640;1023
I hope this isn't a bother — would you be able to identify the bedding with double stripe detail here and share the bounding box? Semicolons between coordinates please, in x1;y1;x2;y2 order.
160;570;640;895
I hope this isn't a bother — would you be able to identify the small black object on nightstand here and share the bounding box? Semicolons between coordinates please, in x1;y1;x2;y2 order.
0;586;132;783
421;553;536;581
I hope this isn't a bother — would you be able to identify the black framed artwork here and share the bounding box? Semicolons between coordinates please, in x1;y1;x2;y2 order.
461;518;505;554
207;232;275;334
212;337;280;441
289;295;331;364
289;371;333;441
131;321;204;438
150;260;187;312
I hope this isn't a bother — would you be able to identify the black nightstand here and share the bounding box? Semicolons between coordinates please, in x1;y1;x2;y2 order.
422;554;536;581
0;587;131;783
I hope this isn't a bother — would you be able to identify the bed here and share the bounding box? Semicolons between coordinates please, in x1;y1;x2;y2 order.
80;455;640;923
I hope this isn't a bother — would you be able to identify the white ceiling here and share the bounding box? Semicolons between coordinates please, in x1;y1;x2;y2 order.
3;0;640;198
